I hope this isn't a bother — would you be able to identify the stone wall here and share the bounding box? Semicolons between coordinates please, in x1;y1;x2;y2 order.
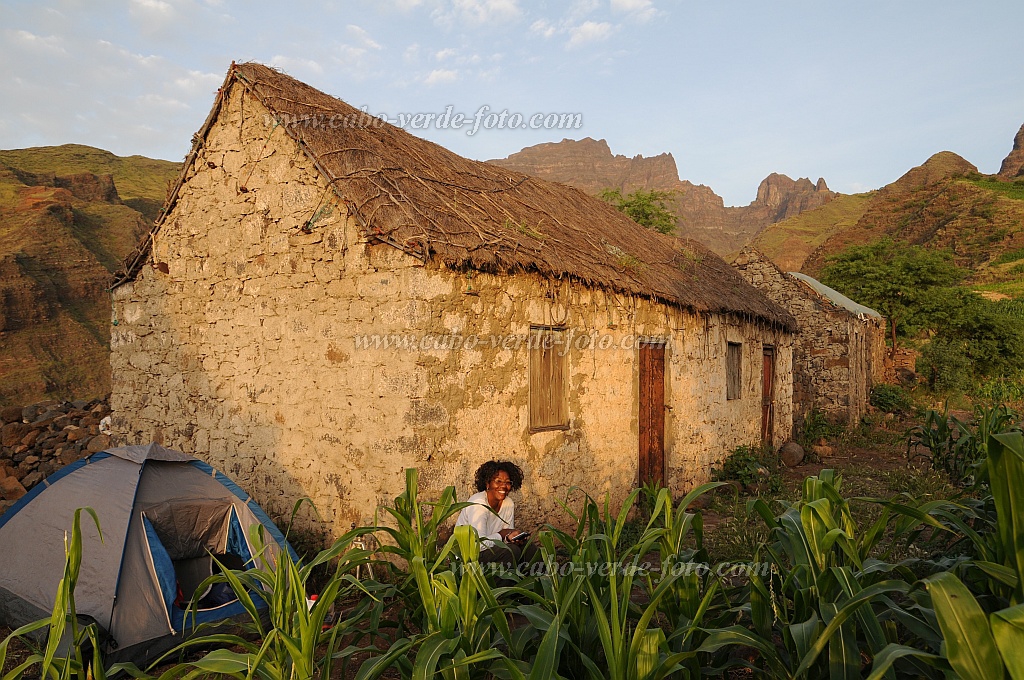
733;248;884;429
0;398;112;514
110;86;794;536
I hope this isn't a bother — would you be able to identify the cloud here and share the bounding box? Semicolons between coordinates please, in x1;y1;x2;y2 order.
610;0;657;22
9;29;66;55
423;68;459;85
530;19;556;38
567;0;601;21
566;21;613;49
346;24;382;50
269;55;324;74
435;47;457;61
0;25;227;161
433;0;521;27
130;0;174;16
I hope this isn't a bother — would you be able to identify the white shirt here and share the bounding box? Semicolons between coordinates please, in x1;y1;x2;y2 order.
455;490;515;547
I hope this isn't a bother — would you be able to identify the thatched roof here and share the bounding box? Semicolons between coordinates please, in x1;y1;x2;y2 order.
115;62;795;332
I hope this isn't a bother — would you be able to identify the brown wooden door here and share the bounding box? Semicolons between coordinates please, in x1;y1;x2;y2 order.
761;347;775;445
639;341;666;486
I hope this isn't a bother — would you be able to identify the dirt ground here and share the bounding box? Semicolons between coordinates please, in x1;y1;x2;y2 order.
700;410;959;562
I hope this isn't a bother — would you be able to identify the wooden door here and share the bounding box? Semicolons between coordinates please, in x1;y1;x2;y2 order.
761;347;775;445
638;341;666;486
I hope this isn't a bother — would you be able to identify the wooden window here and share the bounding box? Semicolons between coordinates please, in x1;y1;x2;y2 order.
726;342;742;400
530;326;568;431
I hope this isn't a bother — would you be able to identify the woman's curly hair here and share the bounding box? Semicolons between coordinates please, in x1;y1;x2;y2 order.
474;460;524;492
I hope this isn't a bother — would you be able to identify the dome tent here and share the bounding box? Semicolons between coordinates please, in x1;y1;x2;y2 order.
0;443;295;665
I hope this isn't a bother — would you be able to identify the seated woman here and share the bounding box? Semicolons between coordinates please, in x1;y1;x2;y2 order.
455;460;532;565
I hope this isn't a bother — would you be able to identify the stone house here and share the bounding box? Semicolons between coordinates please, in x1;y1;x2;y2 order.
109;63;796;534
732;247;885;429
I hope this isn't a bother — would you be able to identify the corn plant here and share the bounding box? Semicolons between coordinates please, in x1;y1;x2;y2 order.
506;487;714;680
907;403;1022;486
701;471;945;679
866;431;1024;679
0;508;139;680
154;517;382;680
356;524;564;680
371;467;474;638
640;482;732;676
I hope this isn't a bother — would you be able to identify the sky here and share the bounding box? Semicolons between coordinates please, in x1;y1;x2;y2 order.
1;0;1023;206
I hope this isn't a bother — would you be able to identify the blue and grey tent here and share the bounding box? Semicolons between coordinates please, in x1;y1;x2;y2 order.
0;443;295;664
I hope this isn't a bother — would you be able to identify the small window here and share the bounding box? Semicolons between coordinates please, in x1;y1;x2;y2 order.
530;326;568;431
726;342;742;400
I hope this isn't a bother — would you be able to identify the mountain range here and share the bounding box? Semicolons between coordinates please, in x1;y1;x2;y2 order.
487;138;836;254
0;121;1022;406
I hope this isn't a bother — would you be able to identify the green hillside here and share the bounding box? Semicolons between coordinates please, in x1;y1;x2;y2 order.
0;144;179;221
0;145;180;406
753;152;1024;299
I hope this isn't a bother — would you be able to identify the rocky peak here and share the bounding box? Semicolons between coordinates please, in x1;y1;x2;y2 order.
753;173;836;222
487;138;835;255
883;151;977;197
998;122;1024;179
7;167;121;203
488;137;680;194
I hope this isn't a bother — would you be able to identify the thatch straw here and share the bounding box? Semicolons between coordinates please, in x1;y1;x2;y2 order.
114;62;795;332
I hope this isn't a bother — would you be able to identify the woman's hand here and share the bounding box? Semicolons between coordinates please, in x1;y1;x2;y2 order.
499;529;523;541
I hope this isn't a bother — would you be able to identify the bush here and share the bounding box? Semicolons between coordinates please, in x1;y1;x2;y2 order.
917;339;973;393
711;443;782;494
798;408;845;448
869;384;913;413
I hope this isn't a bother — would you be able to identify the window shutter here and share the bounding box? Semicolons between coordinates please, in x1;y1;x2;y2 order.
726;342;742;400
530;328;568;430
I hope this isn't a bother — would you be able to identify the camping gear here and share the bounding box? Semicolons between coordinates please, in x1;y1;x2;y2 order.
0;443;295;664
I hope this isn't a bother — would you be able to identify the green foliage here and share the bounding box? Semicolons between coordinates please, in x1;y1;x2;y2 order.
993;247;1024;265
917;339;974;393
821;238;964;343
598;188;677;234
869;384;914;414
711;444;782;494
906;403;1022;486
975;374;1024;404
711;469;953;679
923;291;1024;383
964;175;1024;202
13;446;1024;680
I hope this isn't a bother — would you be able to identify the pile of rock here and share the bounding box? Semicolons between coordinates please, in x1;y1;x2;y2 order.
0;398;112;514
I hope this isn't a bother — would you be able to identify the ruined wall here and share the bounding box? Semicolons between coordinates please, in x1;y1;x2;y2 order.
733;249;882;429
111;86;792;535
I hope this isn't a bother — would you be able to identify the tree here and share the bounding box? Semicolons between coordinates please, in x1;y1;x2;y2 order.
599;188;678;234
820;238;964;353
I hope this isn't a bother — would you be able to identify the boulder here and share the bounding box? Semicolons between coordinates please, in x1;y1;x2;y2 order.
1;422;31;447
21;471;43;489
780;441;805;467
20;429;40;447
1;405;23;424
34;409;64;424
86;434;111;453
0;476;27;501
65;427;89;442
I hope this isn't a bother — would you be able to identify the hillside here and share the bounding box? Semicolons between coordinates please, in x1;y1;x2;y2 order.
0;145;180;407
487;138;836;254
752;127;1024;300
